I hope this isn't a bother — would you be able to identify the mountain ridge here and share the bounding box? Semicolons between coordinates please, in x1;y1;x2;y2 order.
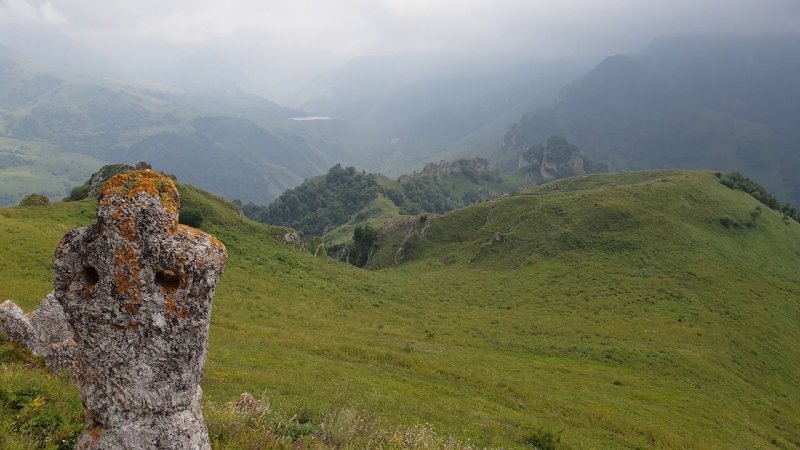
497;33;800;205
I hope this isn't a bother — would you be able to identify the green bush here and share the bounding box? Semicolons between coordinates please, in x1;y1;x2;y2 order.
523;429;561;449
719;215;744;229
18;193;50;207
179;208;205;228
64;184;92;202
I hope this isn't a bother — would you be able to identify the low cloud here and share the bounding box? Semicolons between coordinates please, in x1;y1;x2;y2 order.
0;0;68;25
1;0;799;89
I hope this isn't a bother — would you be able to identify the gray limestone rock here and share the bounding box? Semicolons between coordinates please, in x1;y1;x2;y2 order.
0;299;36;349
53;170;227;449
0;293;76;375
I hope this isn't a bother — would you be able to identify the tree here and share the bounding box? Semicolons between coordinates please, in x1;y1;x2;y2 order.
179;208;205;228
350;224;379;268
19;193;50;206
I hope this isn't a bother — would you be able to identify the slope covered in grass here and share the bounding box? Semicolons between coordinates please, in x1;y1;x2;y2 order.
1;170;799;448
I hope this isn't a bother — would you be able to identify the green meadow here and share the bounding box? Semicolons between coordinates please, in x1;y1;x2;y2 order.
1;170;799;448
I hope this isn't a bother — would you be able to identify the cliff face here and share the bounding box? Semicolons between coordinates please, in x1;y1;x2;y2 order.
514;135;591;184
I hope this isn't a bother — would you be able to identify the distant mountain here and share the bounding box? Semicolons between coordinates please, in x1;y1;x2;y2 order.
0;47;364;206
498;34;800;204
0;25;118;77
294;53;594;173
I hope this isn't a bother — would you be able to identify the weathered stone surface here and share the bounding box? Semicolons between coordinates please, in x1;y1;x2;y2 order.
0;299;36;349
29;292;73;348
54;170;227;449
0;293;76;375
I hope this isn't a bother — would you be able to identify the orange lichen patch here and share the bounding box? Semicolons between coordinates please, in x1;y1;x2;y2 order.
165;294;176;318
113;247;142;274
209;235;226;251
112;321;141;331
99;170;180;214
113;271;132;295
109;207;139;242
178;223;206;237
81;284;96;300
122;302;141;315
113;247;143;315
177;307;190;320
120;218;138;242
89;425;104;443
178;224;227;254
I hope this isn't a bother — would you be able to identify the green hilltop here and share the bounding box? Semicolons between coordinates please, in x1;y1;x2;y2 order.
1;170;800;448
239;141;600;248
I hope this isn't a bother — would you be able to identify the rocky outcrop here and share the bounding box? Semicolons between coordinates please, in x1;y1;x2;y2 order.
0;300;35;349
0;292;76;375
53;169;227;449
514;136;590;184
87;164;135;186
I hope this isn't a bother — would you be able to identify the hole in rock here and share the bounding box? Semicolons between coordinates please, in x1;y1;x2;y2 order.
155;270;181;292
82;266;99;285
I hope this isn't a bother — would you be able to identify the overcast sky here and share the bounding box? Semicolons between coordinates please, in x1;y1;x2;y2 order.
1;0;799;91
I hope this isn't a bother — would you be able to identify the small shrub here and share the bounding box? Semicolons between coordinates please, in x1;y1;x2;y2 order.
18;193;50;206
385;188;406;206
719;216;743;229
523;429;561;449
64;184;91;202
179;208;205;228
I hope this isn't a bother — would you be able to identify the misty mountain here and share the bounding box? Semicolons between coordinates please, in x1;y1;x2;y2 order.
295;53;594;173
147;50;249;94
0;46;364;205
499;34;800;204
0;25;119;77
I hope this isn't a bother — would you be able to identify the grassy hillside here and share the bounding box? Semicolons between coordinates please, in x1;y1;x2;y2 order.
0;136;105;206
1;170;800;448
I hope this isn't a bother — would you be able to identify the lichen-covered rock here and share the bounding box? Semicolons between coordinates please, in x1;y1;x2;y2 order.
54;170;227;449
28;292;73;347
30;292;76;375
0;300;36;348
0;293;76;375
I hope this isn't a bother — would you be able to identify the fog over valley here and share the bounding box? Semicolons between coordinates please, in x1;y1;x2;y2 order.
1;1;799;208
1;0;799;98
